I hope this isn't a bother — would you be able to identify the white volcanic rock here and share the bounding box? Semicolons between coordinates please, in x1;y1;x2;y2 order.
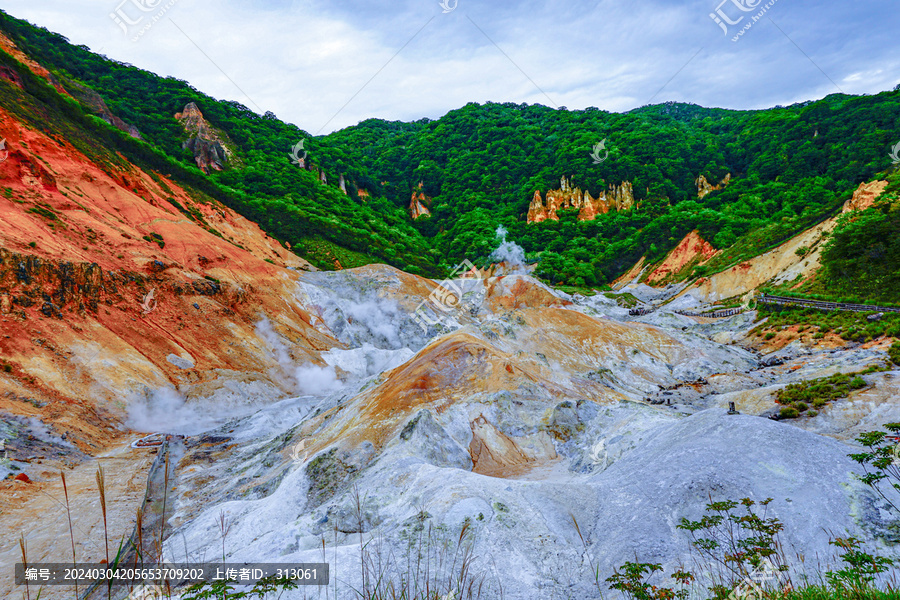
158;264;900;599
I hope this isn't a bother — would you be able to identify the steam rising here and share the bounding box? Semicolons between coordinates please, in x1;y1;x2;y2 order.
255;317;341;396
126;317;343;435
126;387;223;435
489;226;527;272
342;299;403;348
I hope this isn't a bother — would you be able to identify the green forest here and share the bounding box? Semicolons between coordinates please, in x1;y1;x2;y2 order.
1;9;899;296
322;98;900;287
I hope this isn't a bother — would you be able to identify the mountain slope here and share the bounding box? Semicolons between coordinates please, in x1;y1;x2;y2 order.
322;94;899;288
2;9;898;291
0;64;347;454
0;10;439;276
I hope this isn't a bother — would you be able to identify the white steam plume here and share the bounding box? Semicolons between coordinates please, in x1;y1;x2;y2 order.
256;317;341;396
126;387;238;435
342;299;403;348
489;226;527;272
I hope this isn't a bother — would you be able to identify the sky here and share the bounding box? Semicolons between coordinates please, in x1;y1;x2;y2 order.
0;0;898;134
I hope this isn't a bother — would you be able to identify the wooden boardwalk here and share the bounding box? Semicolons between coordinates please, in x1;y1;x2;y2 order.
627;294;899;320
758;294;900;314
675;308;744;319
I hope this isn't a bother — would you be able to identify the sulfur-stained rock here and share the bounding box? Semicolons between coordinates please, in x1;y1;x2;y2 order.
528;177;634;223
175;102;232;174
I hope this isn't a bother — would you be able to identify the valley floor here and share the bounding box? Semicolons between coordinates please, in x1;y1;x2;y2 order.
3;266;900;600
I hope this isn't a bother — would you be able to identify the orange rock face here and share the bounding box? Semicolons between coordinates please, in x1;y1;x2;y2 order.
646;230;718;285
409;183;431;219
0;103;324;454
842;180;888;213
527;177;634;223
696;173;731;199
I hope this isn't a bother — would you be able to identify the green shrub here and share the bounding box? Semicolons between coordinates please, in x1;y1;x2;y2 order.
825;537;894;595
765;332;777;340
776;371;871;416
142;232;165;249
780;406;800;419
27;205;58;221
890;342;900;366
606;562;692;600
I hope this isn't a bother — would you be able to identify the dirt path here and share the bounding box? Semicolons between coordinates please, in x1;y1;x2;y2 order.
0;440;156;600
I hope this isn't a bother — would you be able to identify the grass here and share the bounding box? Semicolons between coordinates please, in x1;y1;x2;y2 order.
27;205;58;222
554;285;609;296
751;305;900;344
604;291;640;308
731;588;900;599
774;369;886;420
296;235;382;271
142;232;165;249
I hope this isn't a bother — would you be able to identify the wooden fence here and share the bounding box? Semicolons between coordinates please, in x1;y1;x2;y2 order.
758;294;900;314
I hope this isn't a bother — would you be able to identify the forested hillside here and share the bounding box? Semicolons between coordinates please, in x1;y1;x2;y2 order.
1;9;898;290
0;10;439;274
324;97;900;286
817;168;900;303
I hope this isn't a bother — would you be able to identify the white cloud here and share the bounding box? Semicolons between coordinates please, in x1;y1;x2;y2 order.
0;0;897;133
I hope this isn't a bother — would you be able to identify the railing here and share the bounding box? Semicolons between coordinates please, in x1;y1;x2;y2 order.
675;308;744;319
758;294;900;314
628;307;654;316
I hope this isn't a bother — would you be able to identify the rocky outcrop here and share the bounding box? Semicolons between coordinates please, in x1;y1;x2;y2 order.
527;177;634;223
409;183;431;219
339;174;347;195
0;248;254;319
696;173;731;199
68;82;141;139
624;179;890;301
357;188;370;202
0;65;23;89
842;180;888;213
175;102;231;174
0;31;68;95
166;266;900;599
646;230;718;285
683;217;836;303
0;249;104;314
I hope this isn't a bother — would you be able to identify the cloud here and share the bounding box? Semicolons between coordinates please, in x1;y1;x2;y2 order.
0;0;897;133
